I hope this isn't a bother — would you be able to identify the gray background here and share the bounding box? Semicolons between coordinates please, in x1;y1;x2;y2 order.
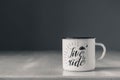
0;0;119;51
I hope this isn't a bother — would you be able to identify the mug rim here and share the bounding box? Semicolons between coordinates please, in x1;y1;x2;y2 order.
62;37;95;39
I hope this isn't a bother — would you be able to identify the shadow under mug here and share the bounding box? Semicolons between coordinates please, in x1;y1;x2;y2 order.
62;37;106;71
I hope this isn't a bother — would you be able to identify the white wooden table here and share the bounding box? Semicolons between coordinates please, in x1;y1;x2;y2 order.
0;51;119;80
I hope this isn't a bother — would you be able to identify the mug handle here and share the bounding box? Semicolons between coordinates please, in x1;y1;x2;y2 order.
95;43;106;60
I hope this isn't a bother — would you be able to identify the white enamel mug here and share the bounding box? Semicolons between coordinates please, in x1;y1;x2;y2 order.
62;37;106;71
